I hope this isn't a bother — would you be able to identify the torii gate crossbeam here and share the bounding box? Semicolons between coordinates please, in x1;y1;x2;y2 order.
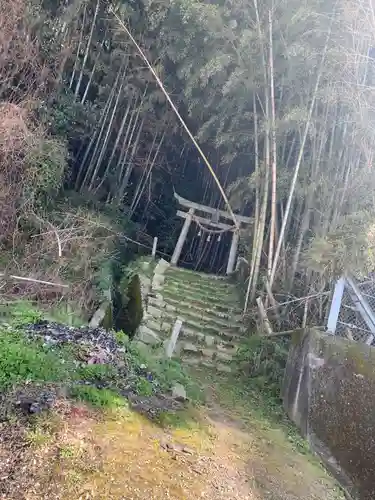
171;193;252;275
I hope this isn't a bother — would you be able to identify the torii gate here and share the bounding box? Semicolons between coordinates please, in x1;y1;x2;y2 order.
171;192;252;275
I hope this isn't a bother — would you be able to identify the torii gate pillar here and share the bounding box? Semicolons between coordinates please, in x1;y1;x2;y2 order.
171;208;194;266
226;230;239;275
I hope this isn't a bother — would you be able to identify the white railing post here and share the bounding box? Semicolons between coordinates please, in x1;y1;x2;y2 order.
165;318;183;358
152;237;158;258
327;277;345;334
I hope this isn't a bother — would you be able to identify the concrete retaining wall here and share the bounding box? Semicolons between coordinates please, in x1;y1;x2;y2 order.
283;329;375;500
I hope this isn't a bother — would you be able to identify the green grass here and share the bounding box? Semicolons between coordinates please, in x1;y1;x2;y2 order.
0;301;42;327
217;374;309;454
70;386;127;409
134;377;153;396
44;303;86;327
78;363;119;385
26;427;54;447
0;329;74;390
0;299;202;417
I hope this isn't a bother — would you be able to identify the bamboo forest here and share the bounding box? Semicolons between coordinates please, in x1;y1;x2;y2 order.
1;0;375;498
1;0;374;319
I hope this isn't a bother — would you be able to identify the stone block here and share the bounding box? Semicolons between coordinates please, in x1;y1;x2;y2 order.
150;297;165;309
172;383;187;401
145;318;162;331
161;321;173;333
216;363;232;373
182;357;200;366
182;342;199;352
217;344;237;353
140;260;151;272
155;258;170;275
137;325;161;345
216;351;233;362
165;303;177;313
205;335;216;347
147;304;163;318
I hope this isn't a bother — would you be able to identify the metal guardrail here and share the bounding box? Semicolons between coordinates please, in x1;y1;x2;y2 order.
327;275;375;345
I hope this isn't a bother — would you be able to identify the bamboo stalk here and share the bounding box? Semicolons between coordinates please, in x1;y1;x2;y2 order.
69;3;86;89
75;0;99;99
269;18;334;289
268;9;277;279
0;273;68;288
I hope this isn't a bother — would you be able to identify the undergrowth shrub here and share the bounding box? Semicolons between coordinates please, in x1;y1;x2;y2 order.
235;335;289;399
6;206;118;318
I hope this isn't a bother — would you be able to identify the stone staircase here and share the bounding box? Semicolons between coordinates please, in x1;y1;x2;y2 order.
136;260;245;372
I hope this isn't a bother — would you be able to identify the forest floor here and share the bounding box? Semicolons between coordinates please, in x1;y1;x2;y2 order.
1;371;345;500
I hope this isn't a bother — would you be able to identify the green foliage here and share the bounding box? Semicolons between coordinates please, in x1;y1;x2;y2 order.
134;377;153;397
0;296;199;421
44;303;86;327
70;386;127;409
114;330;129;346
37;91;97;141
0;301;42;327
0;329;73;390
145;357;203;402
78;364;119;385
25;137;67;196
304;212;375;279
235;335;289;399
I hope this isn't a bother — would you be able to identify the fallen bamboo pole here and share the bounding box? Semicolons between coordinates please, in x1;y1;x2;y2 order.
0;273;68;288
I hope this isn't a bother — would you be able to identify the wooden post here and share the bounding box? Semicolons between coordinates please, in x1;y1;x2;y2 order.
165;318;183;358
152;237;158;258
226;230;239;275
171;208;194;266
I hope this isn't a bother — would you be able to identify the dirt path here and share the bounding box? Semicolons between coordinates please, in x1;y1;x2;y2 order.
1;386;344;500
202;387;344;500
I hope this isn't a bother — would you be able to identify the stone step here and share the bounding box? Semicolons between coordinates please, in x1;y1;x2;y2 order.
163;280;239;304
180;326;240;348
160;295;243;321
179;341;236;362
181;357;232;373
161;289;241;314
148;296;243;327
172;325;239;350
143;317;242;345
146;302;244;333
164;272;236;294
166;267;229;283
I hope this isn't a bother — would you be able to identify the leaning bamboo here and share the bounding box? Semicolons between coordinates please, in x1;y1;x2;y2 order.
109;7;239;230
